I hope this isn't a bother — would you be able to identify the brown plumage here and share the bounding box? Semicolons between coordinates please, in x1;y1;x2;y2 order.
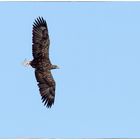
30;17;59;108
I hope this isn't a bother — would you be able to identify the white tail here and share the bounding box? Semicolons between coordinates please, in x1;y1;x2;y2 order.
22;59;31;67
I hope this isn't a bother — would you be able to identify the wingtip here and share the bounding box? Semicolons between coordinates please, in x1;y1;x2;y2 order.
41;94;54;108
33;16;47;28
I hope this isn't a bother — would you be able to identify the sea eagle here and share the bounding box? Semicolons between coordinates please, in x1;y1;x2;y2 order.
24;17;59;108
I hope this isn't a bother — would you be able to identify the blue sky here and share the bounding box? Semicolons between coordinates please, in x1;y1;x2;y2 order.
0;2;140;138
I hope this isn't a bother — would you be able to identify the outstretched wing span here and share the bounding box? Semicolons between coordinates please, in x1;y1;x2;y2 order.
31;17;55;108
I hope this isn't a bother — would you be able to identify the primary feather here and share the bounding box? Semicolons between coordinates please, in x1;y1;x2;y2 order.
30;17;56;108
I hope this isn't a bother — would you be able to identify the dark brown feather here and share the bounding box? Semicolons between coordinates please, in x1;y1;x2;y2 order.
30;17;55;108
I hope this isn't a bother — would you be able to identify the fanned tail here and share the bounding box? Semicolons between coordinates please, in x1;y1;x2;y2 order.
22;59;31;67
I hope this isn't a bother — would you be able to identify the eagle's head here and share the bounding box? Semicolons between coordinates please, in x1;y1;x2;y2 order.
51;65;59;69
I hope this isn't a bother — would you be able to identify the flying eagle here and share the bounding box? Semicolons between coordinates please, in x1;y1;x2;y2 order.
24;17;59;108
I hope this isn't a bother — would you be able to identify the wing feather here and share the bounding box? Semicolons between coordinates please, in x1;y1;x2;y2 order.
35;69;55;108
32;16;50;60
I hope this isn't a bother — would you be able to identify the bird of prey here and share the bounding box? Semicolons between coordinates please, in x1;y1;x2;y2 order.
24;17;59;108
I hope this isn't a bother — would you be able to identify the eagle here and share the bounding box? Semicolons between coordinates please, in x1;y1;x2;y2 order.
24;17;59;108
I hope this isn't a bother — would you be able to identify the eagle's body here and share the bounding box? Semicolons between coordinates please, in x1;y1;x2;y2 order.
29;17;58;108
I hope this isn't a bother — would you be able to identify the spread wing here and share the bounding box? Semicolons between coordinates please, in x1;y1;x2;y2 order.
35;69;55;108
31;17;51;68
31;17;55;108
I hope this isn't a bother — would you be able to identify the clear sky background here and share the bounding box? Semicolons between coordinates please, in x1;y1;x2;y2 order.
0;2;140;138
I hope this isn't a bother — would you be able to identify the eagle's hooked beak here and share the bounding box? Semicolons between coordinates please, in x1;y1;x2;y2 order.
56;66;60;69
